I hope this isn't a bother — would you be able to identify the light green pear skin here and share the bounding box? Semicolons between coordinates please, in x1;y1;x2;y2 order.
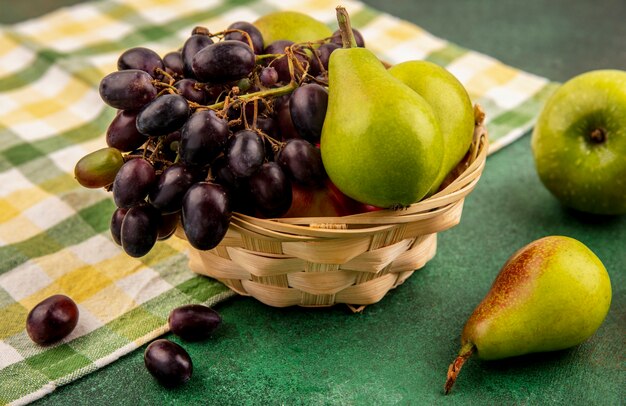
531;69;626;215
388;61;475;194
461;236;611;361
320;48;444;208
253;11;333;47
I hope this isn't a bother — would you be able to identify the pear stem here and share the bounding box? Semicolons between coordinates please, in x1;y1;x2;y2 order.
444;343;475;395
336;6;357;49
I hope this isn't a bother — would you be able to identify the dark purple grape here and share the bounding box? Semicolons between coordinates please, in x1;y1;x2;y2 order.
117;47;164;79
168;305;222;341
259;66;278;87
136;94;189;136
74;147;124;188
331;28;365;47
174;79;205;104
256;116;277;137
289;84;328;143
205;85;225;104
163;51;184;78
182;34;214;78
113;158;156;208
316;42;340;70
192;40;255;83
179;110;229;166
144;339;192;387
182;182;231;250
264;40;295;83
249;162;292;218
276;139;326;186
212;156;254;215
121;204;160;257
106;110;147;152
149;164;199;214
276;97;301;140
26;295;79;345
226;130;265;178
99;69;157;110
158;212;179;240
110;207;128;245
224;21;264;54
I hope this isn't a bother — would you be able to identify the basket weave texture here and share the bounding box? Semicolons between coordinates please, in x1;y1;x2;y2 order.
178;107;488;311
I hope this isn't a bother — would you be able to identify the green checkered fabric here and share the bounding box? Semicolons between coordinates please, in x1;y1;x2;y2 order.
0;0;557;404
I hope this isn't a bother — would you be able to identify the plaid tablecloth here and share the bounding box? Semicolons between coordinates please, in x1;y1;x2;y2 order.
0;0;557;404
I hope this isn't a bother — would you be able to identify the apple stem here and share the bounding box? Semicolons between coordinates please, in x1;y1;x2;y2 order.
336;6;357;49
589;128;607;143
444;342;475;395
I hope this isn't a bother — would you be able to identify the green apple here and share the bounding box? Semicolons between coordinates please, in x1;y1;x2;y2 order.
388;61;475;194
531;69;626;215
253;11;333;47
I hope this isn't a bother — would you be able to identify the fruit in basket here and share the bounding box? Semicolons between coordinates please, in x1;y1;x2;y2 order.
26;295;79;345
284;178;369;218
389;61;474;194
182;182;232;250
321;9;443;208
531;69;626;215
444;236;612;394
144;339;193;386
253;11;332;46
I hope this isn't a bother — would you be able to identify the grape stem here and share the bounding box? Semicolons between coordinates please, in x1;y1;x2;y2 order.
336;6;357;49
204;81;298;111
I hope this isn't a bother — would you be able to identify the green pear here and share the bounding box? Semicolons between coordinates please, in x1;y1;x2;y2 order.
320;8;443;208
444;235;612;394
253;11;333;47
388;61;475;194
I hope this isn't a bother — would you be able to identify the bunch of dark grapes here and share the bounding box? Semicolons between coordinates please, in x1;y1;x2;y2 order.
74;22;365;258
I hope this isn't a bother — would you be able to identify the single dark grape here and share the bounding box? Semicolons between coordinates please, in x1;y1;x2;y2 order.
158;212;179;240
226;130;265;178
168;305;222;341
264;40;295;83
276;139;326;186
163;51;184;78
331;28;365;47
26;295;79;345
179;110;229;166
256;116;277;137
149;163;199;214
117;47;164;79
120;204;160;257
289;84;328;143
192;40;256;83
182;182;231;250
276;97;301;140
224;21;264;54
249;162;292;218
212;156;255;215
74;147;124;188
316;42;340;70
182;34;214;78
174;78;205;104
99;69;157;110
144;339;192;387
106;110;147;152
113;158;156;208
136;94;190;136
110;207;128;245
259;66;278;87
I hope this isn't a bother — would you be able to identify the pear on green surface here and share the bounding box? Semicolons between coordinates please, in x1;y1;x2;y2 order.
320;8;443;208
389;61;474;194
253;11;333;47
444;236;612;394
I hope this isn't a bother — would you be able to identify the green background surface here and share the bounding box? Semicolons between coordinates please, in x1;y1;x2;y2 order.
2;0;625;404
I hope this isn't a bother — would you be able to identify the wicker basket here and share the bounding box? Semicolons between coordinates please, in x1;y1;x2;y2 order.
177;105;488;311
